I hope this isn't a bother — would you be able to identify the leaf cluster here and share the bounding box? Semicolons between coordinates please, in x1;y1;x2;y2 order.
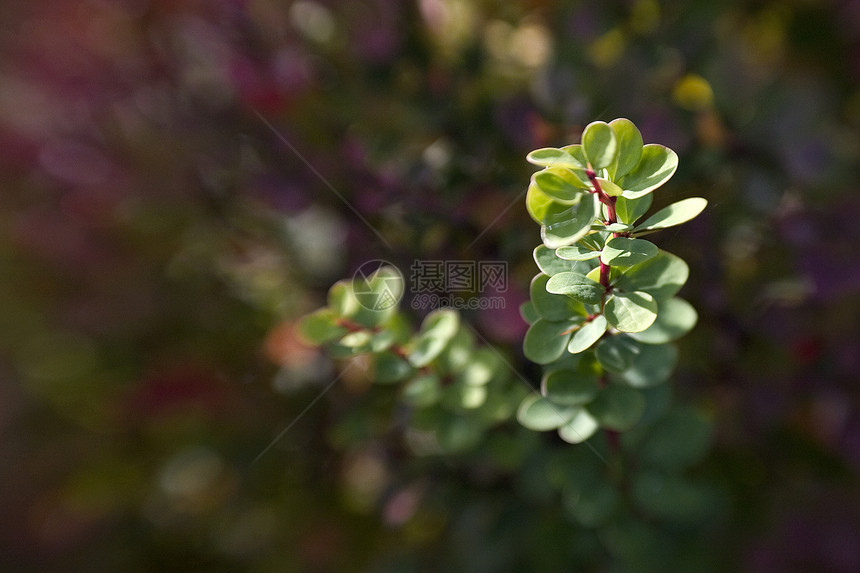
520;119;707;442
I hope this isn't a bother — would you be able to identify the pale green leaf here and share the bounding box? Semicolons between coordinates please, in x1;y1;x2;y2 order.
582;121;618;170
600;237;658;267
615;194;653;225
604;291;658;333
527;147;587;170
557;409;600;444
517;394;577;431
634;197;707;233
534;167;591;201
568;315;608;354
608;118;644;179
540;195;599;248
618;144;678;198
546;272;604;305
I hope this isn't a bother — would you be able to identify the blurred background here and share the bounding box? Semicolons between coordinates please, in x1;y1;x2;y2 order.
1;0;859;571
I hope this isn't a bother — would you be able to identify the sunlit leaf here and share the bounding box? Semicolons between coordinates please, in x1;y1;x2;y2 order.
600;237;658;267
633;197;707;233
618;144;678;198
582;121;617;170
608;118;644;179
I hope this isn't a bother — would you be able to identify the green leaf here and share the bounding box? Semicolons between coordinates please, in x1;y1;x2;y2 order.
618;144;678;199
628;297;698;344
408;309;460;367
402;374;442;407
443;382;488;410
457;348;499;386
582;121;618;170
519;301;540;325
616;343;678;388
560;144;589;168
568;315;608;354
373;351;414;384
557;409;600;444
633;197;707;233
534;167;590;201
369;329;397;352
637;407;712;471
592;222;632;233
615;194;653;225
541;195;599;248
531;273;586;321
436;327;475;375
608;118;644;179
534;245;577;276
436;414;484;453
632;472;720;524
600;237;658;267
587;384;646;431
523;318;579;364
596;177;623;197
526;181;564;225
542;369;600;406
556;245;601;261
615;250;689;300
546;272;604;305
526;147;587;170
564;479;620;527
297;309;347;345
604;291;658;333
595;335;642;373
517;394;576;431
328;281;360;318
339;330;372;350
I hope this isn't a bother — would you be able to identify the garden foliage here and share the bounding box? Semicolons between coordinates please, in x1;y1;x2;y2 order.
299;120;719;557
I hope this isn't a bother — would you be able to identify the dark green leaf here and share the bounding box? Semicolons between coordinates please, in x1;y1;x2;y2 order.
519;301;540;325
587;384;646;431
402;374;442;407
373;351;414;384
531;273;587;321
628;297;697;344
542;369;600;406
595;335;642;373
523;318;579;364
297;309;346;345
616;343;678;388
614;250;689;300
